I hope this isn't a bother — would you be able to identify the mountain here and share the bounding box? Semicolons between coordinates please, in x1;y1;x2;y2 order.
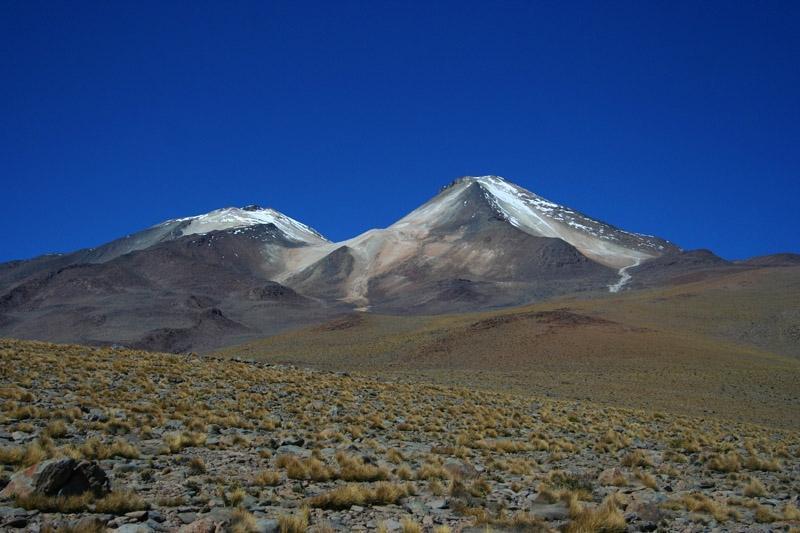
278;176;679;309
0;206;341;352
0;174;777;352
0;205;328;289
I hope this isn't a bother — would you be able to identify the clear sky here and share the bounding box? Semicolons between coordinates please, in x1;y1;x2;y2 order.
2;1;798;262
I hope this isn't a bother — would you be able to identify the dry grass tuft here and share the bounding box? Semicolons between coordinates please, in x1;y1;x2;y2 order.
680;492;733;522
336;451;389;482
707;452;741;473
278;507;309;533
230;507;259;533
742;477;765;497
308;482;413;509
16;490;147;515
565;495;626;533
254;469;282;486
163;431;207;453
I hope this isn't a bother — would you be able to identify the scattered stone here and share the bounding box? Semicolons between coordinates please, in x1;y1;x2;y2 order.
114;524;155;533
178;517;222;533
529;501;568;521
275;445;312;458
254;518;279;533
443;460;479;480
428;499;448;509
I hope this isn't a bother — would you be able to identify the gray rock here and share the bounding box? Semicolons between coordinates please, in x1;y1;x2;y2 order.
145;519;171;532
114;524;155;533
383;518;402;531
125;510;149;520
0;458;110;499
1;516;28;529
443;460;478;480
72;515;110;531
11;431;34;442
529;501;569;521
86;408;108;422
255;518;279;533
109;516;138;528
275;445;311;458
428;499;448;509
0;507;28;518
403;500;426;515
280;437;304;447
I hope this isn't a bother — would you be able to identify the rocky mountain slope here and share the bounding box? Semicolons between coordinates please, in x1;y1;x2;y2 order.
0;175;779;352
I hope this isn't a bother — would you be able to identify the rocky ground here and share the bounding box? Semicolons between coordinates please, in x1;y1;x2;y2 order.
0;339;798;532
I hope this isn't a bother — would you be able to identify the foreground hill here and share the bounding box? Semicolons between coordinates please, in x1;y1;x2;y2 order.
1;339;798;532
219;265;800;430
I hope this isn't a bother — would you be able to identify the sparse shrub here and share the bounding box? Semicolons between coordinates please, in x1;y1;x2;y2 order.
16;490;147;515
744;455;781;472
224;487;247;507
15;493;93;513
188;456;206;474
681;492;733;522
230;507;258;532
254;470;282;486
565;495;626;533
336;452;389;481
400;517;422;533
276;455;332;481
308;482;412;509
44;420;68;438
0;442;47;467
386;448;404;464
634;469;657;489
783;502;800;520
94;490;149;514
743;477;765;497
396;464;414;480
417;463;448;480
163;431;207;453
621;449;652;468
707;452;741;473
754;505;777;523
278;507;309;533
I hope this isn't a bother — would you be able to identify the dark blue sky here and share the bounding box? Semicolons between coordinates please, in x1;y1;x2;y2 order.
2;1;798;262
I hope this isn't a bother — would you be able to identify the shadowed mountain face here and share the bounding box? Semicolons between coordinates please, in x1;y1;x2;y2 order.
0;175;787;352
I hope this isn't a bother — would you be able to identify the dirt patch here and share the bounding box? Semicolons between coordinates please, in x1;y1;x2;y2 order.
315;313;366;332
469;309;613;331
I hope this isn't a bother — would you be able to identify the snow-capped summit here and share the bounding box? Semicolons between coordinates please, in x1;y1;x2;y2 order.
393;175;677;269
165;206;329;245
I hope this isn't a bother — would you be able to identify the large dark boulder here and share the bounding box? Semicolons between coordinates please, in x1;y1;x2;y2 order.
0;458;110;499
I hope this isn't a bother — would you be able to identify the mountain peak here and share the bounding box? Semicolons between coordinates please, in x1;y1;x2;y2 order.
398;175;678;269
166;206;329;244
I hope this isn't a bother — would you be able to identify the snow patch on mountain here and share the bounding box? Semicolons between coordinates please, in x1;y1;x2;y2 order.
162;206;329;245
460;176;674;268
